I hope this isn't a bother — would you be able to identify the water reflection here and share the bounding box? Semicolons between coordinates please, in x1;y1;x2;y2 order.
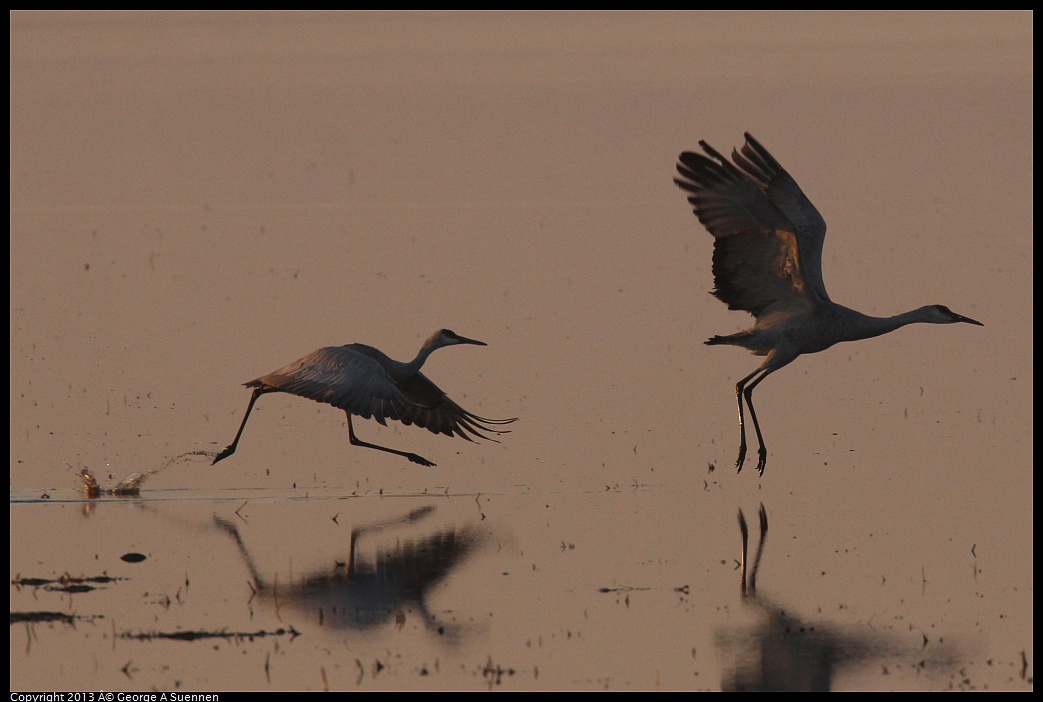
717;505;930;692
214;505;484;642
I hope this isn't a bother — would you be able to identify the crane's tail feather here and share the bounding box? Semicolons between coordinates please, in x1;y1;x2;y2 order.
706;332;753;347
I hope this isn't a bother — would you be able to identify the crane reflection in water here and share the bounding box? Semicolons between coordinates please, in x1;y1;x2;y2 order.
716;505;959;691
213;505;485;641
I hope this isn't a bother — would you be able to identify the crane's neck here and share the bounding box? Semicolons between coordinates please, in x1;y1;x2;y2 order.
837;306;937;344
398;341;440;377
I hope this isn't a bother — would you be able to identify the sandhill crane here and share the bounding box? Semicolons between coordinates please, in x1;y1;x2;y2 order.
674;133;983;474
211;329;516;467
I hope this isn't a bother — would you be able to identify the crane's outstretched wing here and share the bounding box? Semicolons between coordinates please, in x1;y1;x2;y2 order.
732;133;828;302
248;346;415;424
247;345;515;441
674;134;829;316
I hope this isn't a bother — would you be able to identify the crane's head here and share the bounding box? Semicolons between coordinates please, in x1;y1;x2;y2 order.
428;329;488;349
928;305;984;326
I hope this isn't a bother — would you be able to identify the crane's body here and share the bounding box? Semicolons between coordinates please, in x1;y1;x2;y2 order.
674;133;982;474
212;329;516;467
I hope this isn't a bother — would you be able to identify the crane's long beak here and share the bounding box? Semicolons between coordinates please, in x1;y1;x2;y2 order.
956;313;984;326
456;335;487;346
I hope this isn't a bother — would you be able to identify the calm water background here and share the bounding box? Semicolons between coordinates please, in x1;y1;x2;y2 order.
10;10;1032;691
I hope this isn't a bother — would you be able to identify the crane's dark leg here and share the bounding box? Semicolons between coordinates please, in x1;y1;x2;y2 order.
213;388;268;465
733;366;766;473
734;354;795;475
346;413;436;467
742;370;773;475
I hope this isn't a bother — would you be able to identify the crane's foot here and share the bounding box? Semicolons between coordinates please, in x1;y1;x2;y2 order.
756;447;767;476
735;446;747;473
212;446;234;465
407;453;437;467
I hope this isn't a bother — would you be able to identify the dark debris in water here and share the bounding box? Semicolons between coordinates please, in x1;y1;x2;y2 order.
10;611;103;625
480;656;517;686
12;573;127;593
119;626;301;642
597;585;652;594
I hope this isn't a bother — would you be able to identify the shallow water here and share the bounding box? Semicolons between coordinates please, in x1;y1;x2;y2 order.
10;10;1032;691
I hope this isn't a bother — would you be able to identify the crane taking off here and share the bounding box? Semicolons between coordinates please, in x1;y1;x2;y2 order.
212;329;516;467
674;133;982;475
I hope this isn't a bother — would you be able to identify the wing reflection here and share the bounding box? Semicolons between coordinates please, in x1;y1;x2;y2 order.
214;505;483;641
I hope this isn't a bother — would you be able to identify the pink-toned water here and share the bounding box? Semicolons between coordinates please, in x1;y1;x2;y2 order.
11;11;1031;691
